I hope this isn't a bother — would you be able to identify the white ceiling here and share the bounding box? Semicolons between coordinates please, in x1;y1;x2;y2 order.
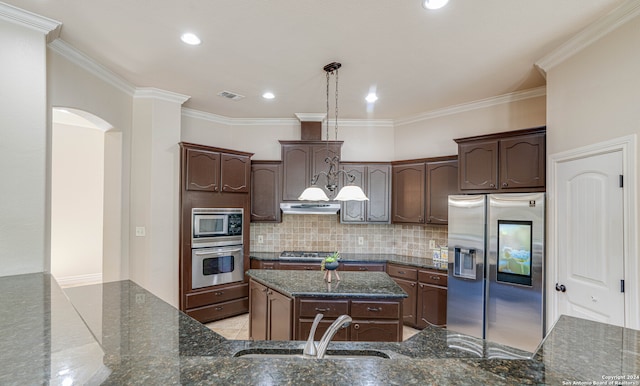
5;0;626;120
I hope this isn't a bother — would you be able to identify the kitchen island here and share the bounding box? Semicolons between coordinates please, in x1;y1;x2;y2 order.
246;269;407;342
1;273;639;385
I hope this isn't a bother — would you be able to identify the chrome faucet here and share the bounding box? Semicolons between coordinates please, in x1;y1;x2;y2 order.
316;314;352;359
303;313;324;357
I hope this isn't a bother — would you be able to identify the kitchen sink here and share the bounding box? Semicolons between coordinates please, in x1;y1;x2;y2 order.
233;349;391;360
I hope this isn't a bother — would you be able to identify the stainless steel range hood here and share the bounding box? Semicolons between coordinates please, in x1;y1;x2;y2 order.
280;202;340;215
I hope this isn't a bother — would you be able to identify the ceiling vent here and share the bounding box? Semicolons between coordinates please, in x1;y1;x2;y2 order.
217;90;245;101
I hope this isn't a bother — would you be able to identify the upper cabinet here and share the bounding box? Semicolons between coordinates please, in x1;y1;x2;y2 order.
183;142;252;193
456;127;546;193
280;141;342;201
251;161;282;223
340;163;391;224
392;156;458;225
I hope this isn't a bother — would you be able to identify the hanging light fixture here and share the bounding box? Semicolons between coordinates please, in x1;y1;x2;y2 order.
298;62;369;202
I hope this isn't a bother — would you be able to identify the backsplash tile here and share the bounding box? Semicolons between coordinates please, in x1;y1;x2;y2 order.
250;214;447;258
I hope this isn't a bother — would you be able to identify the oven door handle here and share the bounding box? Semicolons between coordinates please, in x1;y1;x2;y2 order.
193;246;242;256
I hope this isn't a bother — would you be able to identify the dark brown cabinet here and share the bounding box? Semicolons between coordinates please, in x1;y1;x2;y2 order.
392;156;458;225
280;141;342;201
184;144;251;193
340;163;391;224
340;262;386;272
249;280;293;340
387;263;447;329
456;127;546;192
250;161;282;222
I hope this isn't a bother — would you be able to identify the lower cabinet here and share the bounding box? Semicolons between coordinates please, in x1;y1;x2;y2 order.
184;282;248;323
387;263;447;329
249;280;292;340
350;321;400;342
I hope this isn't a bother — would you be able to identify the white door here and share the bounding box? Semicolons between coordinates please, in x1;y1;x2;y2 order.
556;150;625;326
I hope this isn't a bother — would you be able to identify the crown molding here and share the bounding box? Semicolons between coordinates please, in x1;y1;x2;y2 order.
394;86;546;127
0;2;61;41
134;88;190;104
327;118;395;128
182;108;232;125
48;39;136;96
536;0;640;74
294;113;327;122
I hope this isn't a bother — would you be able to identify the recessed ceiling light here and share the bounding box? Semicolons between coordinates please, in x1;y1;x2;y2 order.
365;93;378;103
180;33;201;45
422;0;449;10
262;92;275;99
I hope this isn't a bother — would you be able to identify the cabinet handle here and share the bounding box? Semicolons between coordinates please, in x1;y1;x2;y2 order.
214;291;224;296
502;182;508;187
261;288;267;292
367;307;382;312
411;283;416;287
420;284;424;288
354;324;360;330
214;306;223;311
359;267;367;271
315;307;329;312
489;183;495;188
267;290;272;295
398;271;406;275
305;267;312;270
430;276;440;281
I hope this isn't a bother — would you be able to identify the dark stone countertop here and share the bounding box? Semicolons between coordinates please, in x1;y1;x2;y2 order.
1;272;638;385
246;269;408;299
251;251;449;271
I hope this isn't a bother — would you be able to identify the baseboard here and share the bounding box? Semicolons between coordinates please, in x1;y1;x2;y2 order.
55;273;103;288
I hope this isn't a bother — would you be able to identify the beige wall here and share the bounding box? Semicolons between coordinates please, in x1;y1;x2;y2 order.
51;123;104;284
0;19;49;276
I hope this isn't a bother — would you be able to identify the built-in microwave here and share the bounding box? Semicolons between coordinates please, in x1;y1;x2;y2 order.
192;208;243;248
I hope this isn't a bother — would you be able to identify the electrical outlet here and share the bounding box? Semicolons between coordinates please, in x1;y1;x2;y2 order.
429;240;436;249
258;235;264;244
358;236;364;246
135;227;146;237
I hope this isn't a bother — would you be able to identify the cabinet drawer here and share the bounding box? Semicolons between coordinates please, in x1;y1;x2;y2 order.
185;283;248;309
341;262;386;272
387;264;418;280
278;262;321;271
418;270;448;287
186;297;249;323
350;300;400;319
298;299;349;318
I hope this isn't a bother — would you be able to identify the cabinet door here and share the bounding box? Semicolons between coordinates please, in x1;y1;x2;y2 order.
426;160;458;224
392;163;425;223
417;283;447;329
367;165;391;223
298;319;348;341
220;153;250;192
499;133;545;189
281;145;311;201
458;140;498;191
311;144;341;198
185;148;220;192
251;162;282;222
340;165;366;222
268;289;293;340
249;281;268;340
350;321;400;342
393;278;417;327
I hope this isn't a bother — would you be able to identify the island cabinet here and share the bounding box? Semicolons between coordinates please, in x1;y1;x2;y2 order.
249;280;293;340
391;156;458;225
280;140;343;201
183;142;251;193
339;163;391;224
387;263;447;329
250;161;282;222
455;127;546;193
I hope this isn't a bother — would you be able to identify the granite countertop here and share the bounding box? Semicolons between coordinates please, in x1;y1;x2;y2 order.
246;269;408;299
250;251;449;271
1;273;639;385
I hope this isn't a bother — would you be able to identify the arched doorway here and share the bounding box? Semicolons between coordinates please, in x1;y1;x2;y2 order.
51;107;122;287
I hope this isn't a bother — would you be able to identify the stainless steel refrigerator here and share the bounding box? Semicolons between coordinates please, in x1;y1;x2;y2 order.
447;193;545;353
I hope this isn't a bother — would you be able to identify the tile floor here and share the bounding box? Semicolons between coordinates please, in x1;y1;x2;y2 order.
205;313;421;341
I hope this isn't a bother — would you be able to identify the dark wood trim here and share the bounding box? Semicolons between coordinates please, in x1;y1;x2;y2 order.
391;155;457;165
278;140;344;146
180;141;254;157
453;126;546;144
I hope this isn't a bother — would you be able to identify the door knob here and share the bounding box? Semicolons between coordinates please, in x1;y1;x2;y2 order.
555;283;566;292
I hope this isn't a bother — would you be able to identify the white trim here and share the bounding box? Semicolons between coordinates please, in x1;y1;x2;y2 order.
0;2;61;41
48;39;136;96
134;87;190;104
393;87;546;127
547;134;638;331
536;0;640;74
182;108;232;125
294;113;326;122
54;273;103;288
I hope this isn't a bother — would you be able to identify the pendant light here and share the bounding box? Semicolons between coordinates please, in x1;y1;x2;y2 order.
298;63;369;202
